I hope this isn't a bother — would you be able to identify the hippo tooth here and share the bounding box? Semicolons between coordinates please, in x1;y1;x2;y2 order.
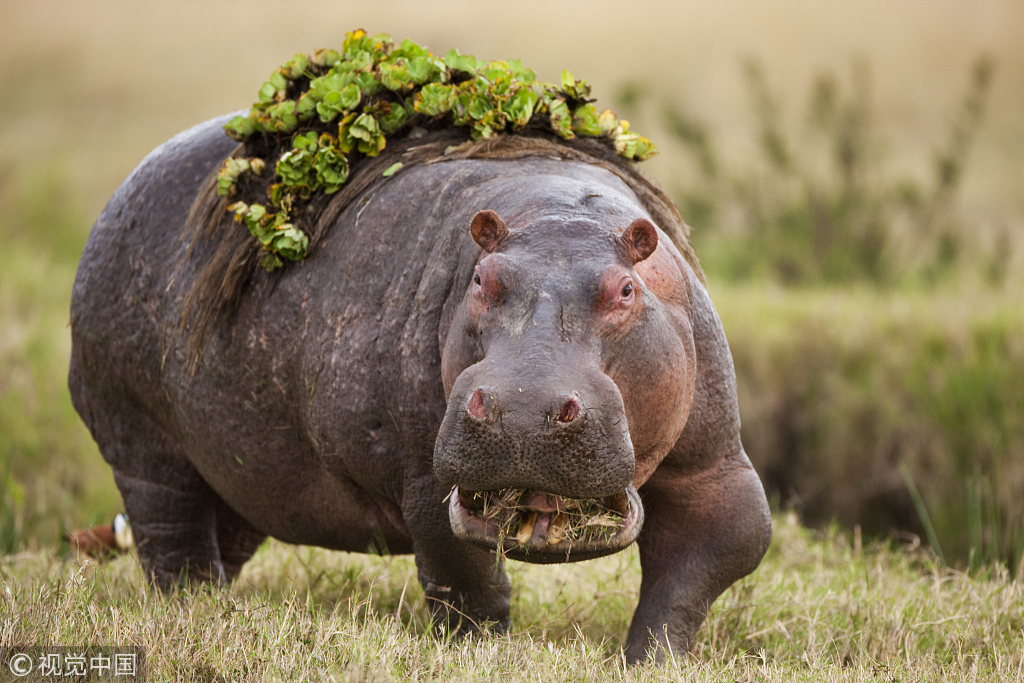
516;511;538;545
604;491;629;515
547;511;568;545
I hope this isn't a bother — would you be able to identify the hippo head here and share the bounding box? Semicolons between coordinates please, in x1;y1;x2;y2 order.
434;198;696;563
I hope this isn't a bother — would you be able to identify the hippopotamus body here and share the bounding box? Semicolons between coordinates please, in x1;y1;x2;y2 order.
69;115;771;662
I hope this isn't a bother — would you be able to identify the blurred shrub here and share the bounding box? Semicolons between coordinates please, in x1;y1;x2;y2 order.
0;165;119;553
716;286;1024;574
627;56;1001;287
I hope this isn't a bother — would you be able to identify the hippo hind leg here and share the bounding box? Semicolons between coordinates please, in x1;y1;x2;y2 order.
115;469;266;587
73;377;258;587
215;497;267;581
114;468;224;588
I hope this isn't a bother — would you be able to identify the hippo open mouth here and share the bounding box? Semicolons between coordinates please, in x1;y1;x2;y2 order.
448;484;644;563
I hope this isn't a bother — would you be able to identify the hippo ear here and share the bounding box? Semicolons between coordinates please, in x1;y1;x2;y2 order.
620;217;659;264
470;210;509;253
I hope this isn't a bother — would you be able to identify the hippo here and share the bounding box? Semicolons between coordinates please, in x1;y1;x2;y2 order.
68;114;771;663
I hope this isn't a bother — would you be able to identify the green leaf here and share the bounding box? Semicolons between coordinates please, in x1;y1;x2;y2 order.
336;112;357;153
223;115;255;141
392;37;429;60
268;183;286;207
615;132;638;159
467;93;492;121
276;148;316;188
559;70;591;100
313;140;350;194
508;59;535;83
414;83;454;116
348;50;375;72
270;221;309;262
560;70;575;92
571;103;603;137
451;90;473;126
269;71;288;91
216;157;266;197
258;81;279;104
380;62;414;93
256;101;298;133
226;201;249;222
308;71;354;102
247;203;267;223
504;86;538;130
295;93;318;121
382;162;403;177
375;101;410;134
312;48;343;68
471;117;496;139
548;98;575;139
443;48;478;74
406;55;443;85
292;131;318;152
316;84;361;123
354;71;383;96
280;53;310;80
632;135;658;161
341;113;386;157
480;62;512;85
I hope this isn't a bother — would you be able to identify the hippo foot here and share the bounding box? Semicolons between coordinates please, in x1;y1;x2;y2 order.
448;484;644;564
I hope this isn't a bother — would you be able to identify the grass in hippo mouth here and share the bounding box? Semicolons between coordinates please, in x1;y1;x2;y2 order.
459;488;628;546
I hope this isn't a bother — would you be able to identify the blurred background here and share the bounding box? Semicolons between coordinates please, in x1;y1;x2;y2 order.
2;0;1022;573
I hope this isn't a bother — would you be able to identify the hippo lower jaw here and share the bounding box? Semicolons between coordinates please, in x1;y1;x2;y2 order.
448;484;644;564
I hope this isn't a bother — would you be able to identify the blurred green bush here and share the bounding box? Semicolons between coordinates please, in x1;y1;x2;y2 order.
716;286;1024;575
631;56;1007;288
0;166;119;553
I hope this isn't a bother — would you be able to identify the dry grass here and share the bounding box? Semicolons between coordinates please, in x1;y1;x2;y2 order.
467;489;626;546
2;513;1022;681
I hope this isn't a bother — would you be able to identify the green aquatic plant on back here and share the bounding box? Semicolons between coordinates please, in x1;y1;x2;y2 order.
217;30;658;271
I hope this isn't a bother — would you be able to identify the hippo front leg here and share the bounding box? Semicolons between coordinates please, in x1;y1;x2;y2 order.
402;475;511;633
625;454;771;664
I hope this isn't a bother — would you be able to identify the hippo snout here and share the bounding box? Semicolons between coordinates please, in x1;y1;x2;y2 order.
433;372;635;500
465;387;583;426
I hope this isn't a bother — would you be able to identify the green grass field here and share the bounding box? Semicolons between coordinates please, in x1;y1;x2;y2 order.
4;513;1022;681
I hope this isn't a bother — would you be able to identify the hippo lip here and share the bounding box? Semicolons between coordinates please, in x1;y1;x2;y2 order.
448;484;644;564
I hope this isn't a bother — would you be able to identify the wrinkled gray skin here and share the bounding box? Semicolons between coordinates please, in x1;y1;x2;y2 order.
69;116;771;663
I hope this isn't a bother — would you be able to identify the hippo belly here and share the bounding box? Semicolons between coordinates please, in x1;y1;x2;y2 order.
69;115;771;664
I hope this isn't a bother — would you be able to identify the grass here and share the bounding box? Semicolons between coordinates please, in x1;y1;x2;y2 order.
2;513;1022;681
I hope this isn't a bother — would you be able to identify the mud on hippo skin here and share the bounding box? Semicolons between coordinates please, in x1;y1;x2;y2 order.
68;116;771;664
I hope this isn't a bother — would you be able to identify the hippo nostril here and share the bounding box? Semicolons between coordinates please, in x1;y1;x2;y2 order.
557;396;580;423
468;388;487;420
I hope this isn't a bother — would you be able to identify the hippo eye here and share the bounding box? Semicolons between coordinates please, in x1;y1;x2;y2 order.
621;282;633;298
473;272;481;286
